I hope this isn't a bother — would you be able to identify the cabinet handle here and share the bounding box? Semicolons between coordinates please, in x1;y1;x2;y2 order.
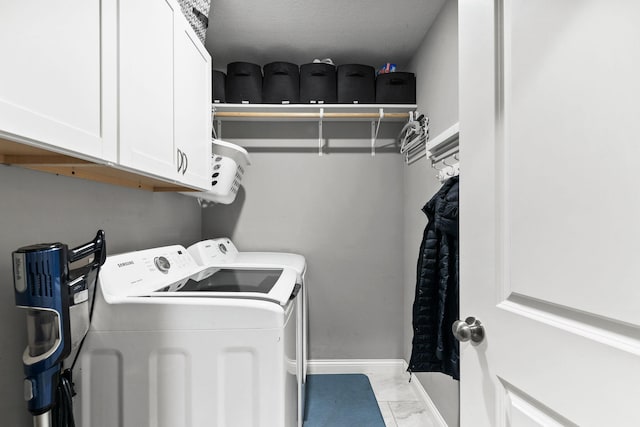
183;152;188;175
177;148;183;173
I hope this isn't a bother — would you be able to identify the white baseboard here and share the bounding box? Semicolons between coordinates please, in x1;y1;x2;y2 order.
306;359;448;427
307;358;405;375
402;361;448;427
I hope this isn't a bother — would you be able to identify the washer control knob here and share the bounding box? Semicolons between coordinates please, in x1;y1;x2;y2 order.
218;243;227;254
154;256;171;273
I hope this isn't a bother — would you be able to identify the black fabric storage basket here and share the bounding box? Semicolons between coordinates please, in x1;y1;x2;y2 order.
300;63;337;104
337;64;375;104
262;62;300;104
376;72;416;104
212;70;226;103
226;62;262;103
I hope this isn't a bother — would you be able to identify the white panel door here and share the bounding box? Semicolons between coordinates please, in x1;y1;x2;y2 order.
119;0;177;180
460;1;640;426
0;0;117;161
174;18;212;190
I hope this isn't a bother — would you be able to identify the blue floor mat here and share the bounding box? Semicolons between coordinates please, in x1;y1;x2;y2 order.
303;374;385;427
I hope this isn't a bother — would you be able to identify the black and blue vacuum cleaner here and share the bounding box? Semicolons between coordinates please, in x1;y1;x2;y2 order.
13;230;106;427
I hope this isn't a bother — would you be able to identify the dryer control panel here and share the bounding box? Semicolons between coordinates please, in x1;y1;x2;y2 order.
187;238;239;266
99;245;202;301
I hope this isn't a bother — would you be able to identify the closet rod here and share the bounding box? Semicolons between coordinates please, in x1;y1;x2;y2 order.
213;111;410;120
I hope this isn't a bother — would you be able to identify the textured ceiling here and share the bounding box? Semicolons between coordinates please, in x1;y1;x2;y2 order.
205;0;447;71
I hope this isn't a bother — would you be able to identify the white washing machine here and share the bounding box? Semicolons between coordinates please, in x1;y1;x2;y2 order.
187;238;308;427
75;245;300;427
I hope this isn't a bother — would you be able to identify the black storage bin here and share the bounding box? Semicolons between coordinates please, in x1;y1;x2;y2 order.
300;63;337;104
226;62;262;103
337;64;375;104
212;70;226;103
376;72;416;104
262;62;300;104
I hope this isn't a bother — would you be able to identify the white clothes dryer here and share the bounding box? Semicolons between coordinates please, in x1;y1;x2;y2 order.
187;238;308;427
187;238;306;281
75;245;300;427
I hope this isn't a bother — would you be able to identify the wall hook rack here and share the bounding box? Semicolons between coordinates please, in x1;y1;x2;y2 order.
423;122;460;182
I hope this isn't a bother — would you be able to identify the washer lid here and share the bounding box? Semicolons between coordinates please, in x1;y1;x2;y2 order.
233;252;307;277
152;267;298;306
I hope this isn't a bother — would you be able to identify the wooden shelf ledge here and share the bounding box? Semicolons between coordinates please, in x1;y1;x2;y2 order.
212;103;417;122
213;111;412;120
0;154;95;167
0;138;194;192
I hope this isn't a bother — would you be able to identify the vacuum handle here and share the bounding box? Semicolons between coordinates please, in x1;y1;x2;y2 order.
69;230;106;266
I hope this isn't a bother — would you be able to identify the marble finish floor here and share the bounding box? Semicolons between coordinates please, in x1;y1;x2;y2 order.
367;372;441;427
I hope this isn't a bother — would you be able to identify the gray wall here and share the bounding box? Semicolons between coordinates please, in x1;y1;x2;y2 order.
0;3;460;423
203;121;406;359
404;0;460;425
0;165;202;427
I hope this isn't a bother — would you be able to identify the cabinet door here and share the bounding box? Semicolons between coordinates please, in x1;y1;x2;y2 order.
118;0;177;180
0;0;117;161
174;18;212;190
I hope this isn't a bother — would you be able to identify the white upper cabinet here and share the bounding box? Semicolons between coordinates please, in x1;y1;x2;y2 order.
119;0;211;189
0;0;117;161
0;0;212;191
118;0;177;179
174;17;213;190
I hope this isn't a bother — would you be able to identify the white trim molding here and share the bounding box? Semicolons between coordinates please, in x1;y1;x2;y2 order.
402;361;448;427
307;359;405;375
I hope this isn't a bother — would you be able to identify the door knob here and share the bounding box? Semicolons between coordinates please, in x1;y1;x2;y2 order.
452;317;485;343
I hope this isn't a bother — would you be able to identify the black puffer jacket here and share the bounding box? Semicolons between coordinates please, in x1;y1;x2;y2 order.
408;176;459;380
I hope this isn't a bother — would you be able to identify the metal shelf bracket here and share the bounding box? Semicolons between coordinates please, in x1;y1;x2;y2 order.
318;108;324;156
370;108;384;156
